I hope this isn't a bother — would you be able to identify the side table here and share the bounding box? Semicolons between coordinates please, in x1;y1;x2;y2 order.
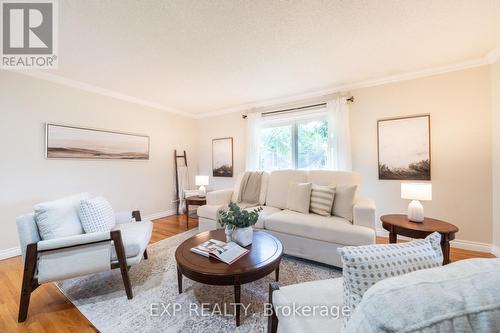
185;195;207;229
381;214;459;264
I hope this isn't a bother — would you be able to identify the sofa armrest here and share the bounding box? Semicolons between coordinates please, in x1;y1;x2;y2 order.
353;196;376;230
206;189;234;205
115;210;142;224
115;211;133;224
37;231;111;252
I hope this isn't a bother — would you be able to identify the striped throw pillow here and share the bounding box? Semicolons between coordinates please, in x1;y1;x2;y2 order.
310;184;335;216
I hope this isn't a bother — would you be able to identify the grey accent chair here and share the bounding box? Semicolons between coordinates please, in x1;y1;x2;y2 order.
16;210;153;322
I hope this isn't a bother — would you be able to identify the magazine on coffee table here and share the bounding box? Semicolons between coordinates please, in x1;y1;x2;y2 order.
191;239;249;264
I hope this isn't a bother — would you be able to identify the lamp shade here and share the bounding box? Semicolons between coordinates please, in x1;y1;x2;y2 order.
195;175;209;186
401;183;432;201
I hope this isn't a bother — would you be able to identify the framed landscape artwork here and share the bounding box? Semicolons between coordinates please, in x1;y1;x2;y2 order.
212;137;233;177
46;123;150;160
377;115;430;180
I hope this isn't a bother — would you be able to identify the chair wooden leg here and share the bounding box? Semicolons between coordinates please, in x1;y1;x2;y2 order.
132;210;142;222
143;249;148;260
18;243;38;322
111;230;133;299
268;282;280;333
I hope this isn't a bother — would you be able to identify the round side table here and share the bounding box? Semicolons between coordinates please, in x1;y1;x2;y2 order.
185;195;206;229
381;214;459;265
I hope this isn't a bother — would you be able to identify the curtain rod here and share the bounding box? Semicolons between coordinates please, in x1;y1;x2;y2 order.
242;96;354;119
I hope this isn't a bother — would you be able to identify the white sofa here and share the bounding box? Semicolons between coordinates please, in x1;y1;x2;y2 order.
269;258;500;333
197;170;376;267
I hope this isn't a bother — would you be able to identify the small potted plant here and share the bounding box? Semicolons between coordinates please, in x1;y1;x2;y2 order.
219;202;263;247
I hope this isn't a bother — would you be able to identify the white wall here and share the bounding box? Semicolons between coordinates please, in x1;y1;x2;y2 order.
492;59;500;250
0;71;198;253
196;66;493;245
197;112;246;191
350;66;492;244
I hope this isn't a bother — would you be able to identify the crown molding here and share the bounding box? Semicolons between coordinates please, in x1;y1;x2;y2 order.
7;69;196;119
195;56;489;119
6;43;499;120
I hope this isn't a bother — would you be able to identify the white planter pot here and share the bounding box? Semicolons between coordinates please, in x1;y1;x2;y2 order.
225;226;233;243
231;226;253;247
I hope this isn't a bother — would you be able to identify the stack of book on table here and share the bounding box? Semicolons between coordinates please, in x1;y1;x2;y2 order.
191;239;249;264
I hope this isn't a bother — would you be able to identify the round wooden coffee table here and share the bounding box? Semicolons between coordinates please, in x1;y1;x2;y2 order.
381;214;459;265
175;229;283;326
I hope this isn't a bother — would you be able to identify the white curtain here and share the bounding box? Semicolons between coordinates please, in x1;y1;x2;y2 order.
327;98;352;171
245;112;262;171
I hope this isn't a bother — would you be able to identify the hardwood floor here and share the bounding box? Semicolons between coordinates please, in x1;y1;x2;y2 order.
0;215;494;332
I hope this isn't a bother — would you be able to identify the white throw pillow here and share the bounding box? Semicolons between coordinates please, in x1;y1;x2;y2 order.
34;193;90;240
332;185;357;222
286;182;312;214
338;232;443;324
79;196;116;233
310;184;335;216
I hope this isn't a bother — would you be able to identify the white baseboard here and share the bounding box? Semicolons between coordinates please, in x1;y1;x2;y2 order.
0;247;21;261
143;209;177;221
450;239;492;253
492;245;500;258
376;229;493;253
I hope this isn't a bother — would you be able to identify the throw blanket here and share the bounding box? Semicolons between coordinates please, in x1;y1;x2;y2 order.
237;171;263;207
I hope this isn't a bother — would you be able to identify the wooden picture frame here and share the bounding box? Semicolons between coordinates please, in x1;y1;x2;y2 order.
45;123;150;160
377;115;431;180
212;137;233;177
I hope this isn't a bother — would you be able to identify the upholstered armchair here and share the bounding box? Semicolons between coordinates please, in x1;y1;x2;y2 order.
16;210;152;322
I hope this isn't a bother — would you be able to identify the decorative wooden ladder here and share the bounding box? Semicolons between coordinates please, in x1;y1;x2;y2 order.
174;150;188;215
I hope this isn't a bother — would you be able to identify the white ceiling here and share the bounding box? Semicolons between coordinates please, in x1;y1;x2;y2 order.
49;0;500;116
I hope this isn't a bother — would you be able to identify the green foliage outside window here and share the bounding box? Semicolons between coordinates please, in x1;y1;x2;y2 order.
259;118;328;170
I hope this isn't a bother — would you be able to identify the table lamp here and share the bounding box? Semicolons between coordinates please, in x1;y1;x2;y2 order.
195;175;209;198
401;183;432;222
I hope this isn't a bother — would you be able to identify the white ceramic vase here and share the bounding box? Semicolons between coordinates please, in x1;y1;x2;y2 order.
231;226;253;247
224;226;233;243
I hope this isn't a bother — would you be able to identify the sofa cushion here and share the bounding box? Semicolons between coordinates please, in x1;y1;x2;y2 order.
34;192;90;240
265;210;374;246
79;196;116;233
310;184;335;216
245;205;281;229
273;277;345;333
307;170;360;187
197;204;280;229
111;221;152;260
338;232;443;321
266;170;308;209
197;204;225;220
332;185;357;222
345;258;500;333
286;182;312;214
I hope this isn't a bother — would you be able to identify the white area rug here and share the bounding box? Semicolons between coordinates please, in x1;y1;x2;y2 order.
57;230;342;333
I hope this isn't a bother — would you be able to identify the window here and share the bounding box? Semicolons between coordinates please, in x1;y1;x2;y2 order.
259;116;328;170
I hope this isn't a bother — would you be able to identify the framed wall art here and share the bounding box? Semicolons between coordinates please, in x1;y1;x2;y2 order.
377;115;430;180
212;137;233;177
46;123;150;160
